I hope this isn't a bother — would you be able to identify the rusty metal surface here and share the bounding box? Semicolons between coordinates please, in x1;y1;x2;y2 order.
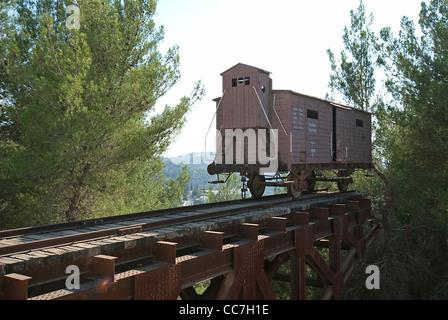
134;264;181;300
0;193;330;258
0;193;379;300
0;192;360;275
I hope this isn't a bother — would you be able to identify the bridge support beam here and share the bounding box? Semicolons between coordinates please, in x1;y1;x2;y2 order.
0;195;379;300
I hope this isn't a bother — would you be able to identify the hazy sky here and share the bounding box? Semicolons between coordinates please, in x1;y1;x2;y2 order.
153;0;423;158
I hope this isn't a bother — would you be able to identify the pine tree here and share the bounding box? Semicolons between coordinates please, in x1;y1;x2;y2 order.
344;0;448;299
380;0;448;241
326;0;392;227
0;0;202;228
327;0;379;112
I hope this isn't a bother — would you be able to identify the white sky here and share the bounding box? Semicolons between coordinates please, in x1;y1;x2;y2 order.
153;0;423;158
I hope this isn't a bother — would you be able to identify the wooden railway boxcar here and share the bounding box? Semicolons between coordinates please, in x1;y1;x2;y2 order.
207;63;373;198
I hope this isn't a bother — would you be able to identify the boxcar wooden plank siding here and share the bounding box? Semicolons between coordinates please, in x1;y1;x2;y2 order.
219;64;271;129
211;63;372;176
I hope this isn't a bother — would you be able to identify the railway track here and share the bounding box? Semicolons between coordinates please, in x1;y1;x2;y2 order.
0;192;345;257
0;191;379;300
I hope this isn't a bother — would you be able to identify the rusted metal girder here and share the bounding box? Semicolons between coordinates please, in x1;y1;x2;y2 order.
0;195;379;300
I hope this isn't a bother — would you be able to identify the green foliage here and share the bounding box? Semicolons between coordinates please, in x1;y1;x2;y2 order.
334;0;448;300
327;0;380;112
207;173;241;203
372;0;448;299
163;154;213;191
0;0;203;228
379;0;448;223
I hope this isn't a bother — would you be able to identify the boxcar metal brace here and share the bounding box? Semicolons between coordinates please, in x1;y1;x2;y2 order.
207;63;373;198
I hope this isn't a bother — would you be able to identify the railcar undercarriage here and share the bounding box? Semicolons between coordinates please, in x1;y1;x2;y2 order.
207;162;370;199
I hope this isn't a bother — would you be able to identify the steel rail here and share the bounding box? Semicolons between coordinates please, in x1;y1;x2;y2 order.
0;193;290;239
0;192;354;258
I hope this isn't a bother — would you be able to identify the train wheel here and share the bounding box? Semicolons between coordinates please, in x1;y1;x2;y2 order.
287;173;302;199
249;174;266;198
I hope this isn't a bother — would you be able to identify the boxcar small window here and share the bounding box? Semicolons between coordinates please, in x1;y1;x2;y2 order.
232;78;237;87
307;109;319;120
356;119;364;127
237;77;250;85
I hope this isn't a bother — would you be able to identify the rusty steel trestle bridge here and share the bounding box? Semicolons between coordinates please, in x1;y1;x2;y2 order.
0;191;379;300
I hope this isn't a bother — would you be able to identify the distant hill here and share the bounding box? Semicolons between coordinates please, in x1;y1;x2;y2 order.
163;152;216;189
163;152;277;198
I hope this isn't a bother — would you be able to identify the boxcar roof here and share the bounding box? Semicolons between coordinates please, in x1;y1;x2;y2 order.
220;63;271;76
273;89;372;115
214;64;371;115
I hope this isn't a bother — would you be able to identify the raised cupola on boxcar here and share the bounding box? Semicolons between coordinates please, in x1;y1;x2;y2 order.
218;63;273;130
